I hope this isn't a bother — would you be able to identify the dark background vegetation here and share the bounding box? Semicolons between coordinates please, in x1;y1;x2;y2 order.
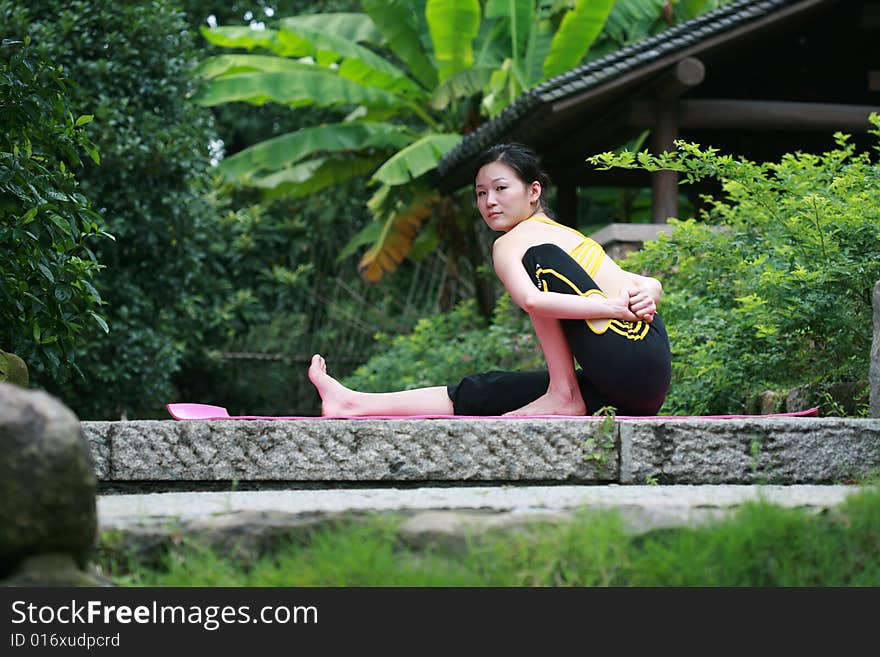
3;0;875;418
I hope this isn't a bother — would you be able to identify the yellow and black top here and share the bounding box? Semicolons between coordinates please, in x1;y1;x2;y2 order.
528;216;649;341
529;216;605;278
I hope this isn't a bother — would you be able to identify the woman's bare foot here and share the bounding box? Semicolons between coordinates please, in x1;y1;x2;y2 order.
307;354;362;416
503;390;587;417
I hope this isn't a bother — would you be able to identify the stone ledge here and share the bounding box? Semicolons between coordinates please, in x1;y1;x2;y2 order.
619;417;880;484
589;222;673;246
82;417;880;485
589;223;674;260
82;418;614;483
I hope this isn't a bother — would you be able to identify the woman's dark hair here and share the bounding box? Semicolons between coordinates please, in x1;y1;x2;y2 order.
473;142;553;216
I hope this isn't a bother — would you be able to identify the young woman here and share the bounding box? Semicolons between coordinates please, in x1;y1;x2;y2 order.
309;143;671;417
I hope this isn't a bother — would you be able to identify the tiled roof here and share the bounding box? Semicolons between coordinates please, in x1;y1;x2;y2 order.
436;0;823;184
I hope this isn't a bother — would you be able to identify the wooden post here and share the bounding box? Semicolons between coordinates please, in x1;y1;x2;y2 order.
652;101;679;223
643;59;702;224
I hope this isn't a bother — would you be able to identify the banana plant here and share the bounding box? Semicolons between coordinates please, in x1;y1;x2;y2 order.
195;1;617;290
194;0;726;304
481;0;615;117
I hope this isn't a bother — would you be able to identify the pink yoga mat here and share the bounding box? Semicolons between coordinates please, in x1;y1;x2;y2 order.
166;403;820;421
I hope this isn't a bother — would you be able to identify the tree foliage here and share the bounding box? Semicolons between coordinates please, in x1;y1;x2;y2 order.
8;0;222;417
590;119;880;413
194;0;734;323
0;33;110;381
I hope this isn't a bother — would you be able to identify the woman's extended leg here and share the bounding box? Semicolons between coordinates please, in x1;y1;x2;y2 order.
308;354;454;416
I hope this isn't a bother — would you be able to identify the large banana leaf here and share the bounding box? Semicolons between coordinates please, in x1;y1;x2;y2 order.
193;70;401;109
358;188;439;282
430;66;495;110
425;0;481;83
277;13;382;44
370;133;462;186
594;0;665;48
278;23;426;98
338;217;384;263
200;26;309;58
482;58;517;118
250;154;386;199
362;0;438;90
522;7;554;85
195;54;317;80
485;0;533;59
680;1;720;19
542;0;615;79
473;15;509;68
217;122;414;182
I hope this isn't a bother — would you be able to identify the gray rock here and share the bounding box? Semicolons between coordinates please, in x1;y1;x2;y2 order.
92;485;858;568
872;280;880;417
825;380;870;416
84;414;880;487
786;381;868;416
757;390;783;414
785;385;816;413
1;554;109;587
100;510;351;565
0;384;97;578
398;510;572;553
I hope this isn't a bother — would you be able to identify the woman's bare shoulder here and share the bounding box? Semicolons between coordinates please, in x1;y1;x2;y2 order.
493;222;539;253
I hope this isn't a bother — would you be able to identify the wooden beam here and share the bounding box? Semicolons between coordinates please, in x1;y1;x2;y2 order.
549;0;830;116
652;57;706;101
630;99;880;132
646;58;701;223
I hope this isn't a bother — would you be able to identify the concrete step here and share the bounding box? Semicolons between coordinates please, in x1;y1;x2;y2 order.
96;484;869;555
83;417;880;487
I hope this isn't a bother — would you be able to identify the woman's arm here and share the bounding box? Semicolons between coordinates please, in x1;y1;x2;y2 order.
625;273;662;322
493;239;639;321
629;273;662;303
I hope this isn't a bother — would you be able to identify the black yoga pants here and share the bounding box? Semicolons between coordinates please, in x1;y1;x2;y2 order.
447;243;671;416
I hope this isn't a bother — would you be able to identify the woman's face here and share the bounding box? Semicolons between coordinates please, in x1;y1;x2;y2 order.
474;160;541;232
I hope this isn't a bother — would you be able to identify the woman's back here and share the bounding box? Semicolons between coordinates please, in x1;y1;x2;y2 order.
498;216;635;302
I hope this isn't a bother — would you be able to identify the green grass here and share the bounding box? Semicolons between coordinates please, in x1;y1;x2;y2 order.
96;487;880;587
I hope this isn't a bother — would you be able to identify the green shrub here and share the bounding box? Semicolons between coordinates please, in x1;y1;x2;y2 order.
591;120;880;413
0;35;110;379
343;294;542;392
349;121;880;415
8;0;221;417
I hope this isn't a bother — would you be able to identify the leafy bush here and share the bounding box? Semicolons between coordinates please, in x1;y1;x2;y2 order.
8;0;222;417
591;121;880;414
348;121;880;415
0;34;110;379
343;294;542;392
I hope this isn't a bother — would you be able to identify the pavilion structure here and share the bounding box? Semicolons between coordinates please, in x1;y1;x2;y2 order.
437;0;880;249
